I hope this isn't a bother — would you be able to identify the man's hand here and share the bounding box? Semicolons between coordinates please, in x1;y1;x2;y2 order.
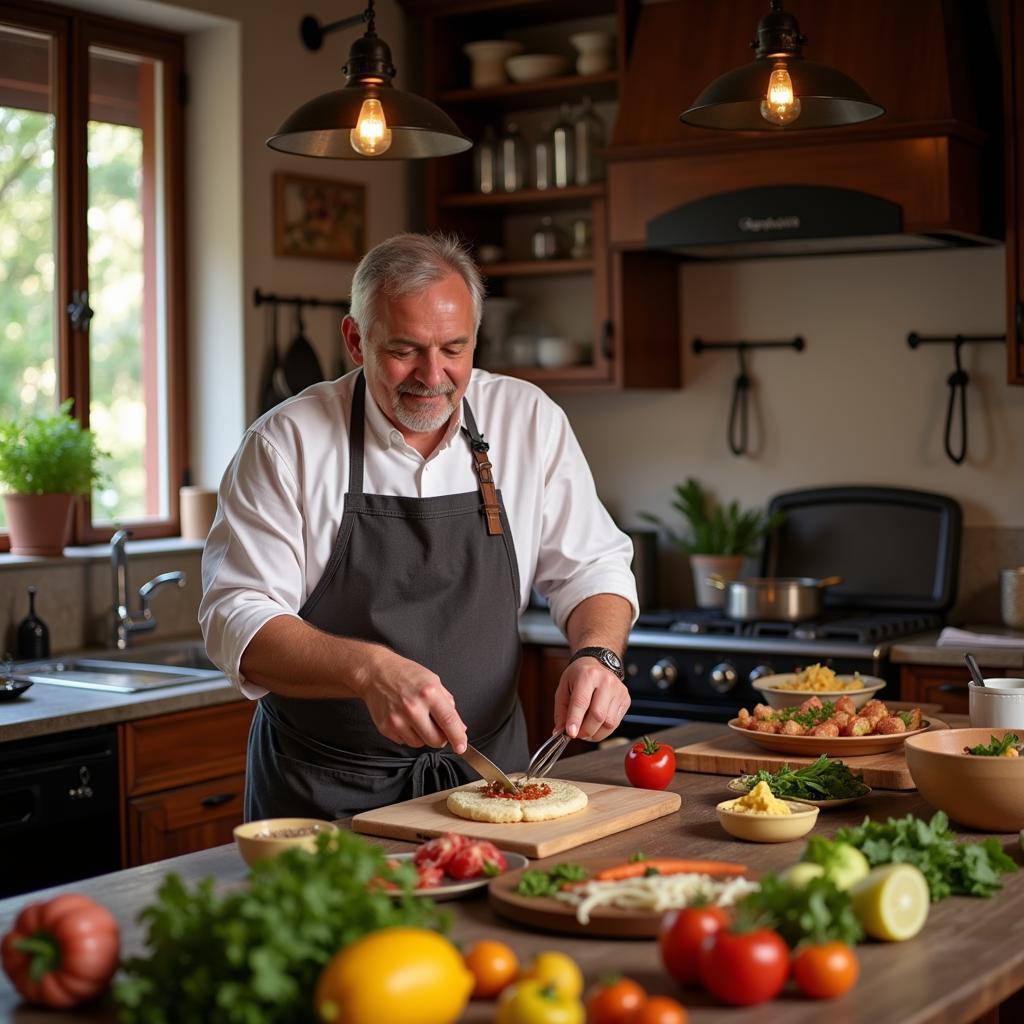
553;658;631;742
355;647;468;753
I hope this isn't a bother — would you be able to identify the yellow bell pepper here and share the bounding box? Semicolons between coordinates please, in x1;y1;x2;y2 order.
495;980;585;1024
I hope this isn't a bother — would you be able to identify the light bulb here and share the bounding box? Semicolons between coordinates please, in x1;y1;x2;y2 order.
760;62;802;126
350;97;393;156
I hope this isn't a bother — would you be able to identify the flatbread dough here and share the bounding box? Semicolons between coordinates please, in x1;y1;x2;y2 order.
446;779;588;823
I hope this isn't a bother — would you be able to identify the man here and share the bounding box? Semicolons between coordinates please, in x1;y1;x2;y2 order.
201;233;637;821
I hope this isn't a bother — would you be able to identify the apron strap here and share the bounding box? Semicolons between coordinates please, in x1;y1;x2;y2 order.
349;371;367;495
461;399;503;536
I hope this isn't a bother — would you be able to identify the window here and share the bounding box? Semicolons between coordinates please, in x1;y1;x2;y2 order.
0;1;186;549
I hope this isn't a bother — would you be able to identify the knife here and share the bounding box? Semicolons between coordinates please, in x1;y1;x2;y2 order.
461;743;520;793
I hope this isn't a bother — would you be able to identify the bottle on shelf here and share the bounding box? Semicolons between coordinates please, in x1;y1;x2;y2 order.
497;122;527;193
531;216;566;260
473;125;499;194
570;217;593;259
16;585;50;659
551;105;576;189
573;96;606;185
533;122;555;191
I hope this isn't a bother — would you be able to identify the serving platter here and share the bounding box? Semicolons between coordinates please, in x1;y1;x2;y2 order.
726;776;872;809
726;717;942;757
386;850;529;901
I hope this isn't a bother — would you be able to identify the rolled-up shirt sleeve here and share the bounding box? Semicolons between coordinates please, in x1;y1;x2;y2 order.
200;428;306;698
531;405;639;634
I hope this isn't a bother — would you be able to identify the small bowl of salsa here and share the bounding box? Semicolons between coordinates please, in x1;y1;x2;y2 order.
234;817;338;866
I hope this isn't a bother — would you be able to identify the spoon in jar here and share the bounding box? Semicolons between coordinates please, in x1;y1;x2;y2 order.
964;652;987;688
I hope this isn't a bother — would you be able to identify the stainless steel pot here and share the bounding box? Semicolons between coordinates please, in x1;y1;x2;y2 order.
707;575;843;622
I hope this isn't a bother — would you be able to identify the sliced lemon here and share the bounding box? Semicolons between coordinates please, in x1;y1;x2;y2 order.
850;863;930;941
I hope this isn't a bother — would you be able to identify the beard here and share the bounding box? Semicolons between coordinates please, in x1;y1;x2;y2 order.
391;379;457;433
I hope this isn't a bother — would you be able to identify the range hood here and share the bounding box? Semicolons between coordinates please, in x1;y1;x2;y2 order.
606;0;1002;260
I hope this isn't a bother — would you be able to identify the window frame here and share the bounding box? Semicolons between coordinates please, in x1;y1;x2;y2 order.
0;0;188;551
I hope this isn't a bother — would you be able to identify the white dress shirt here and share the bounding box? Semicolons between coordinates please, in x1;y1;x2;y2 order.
200;368;638;698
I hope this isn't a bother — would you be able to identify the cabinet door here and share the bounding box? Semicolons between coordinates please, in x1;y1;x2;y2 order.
1007;0;1024;384
900;665;1009;716
126;771;246;866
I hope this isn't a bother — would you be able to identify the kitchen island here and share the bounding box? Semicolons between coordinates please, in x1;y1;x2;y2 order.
1;719;1021;1023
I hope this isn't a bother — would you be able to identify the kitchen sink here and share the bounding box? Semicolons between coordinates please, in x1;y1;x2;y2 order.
15;640;224;693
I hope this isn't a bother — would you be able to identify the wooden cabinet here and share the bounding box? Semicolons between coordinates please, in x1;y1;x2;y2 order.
401;0;679;391
900;664;1011;716
119;700;253;866
1006;0;1024;384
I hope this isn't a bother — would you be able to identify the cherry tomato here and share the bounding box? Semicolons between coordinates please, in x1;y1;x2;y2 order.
464;939;519;1000
658;905;730;986
626;996;689;1024
698;927;789;1006
624;736;675;789
414;832;469;869
584;975;646;1024
792;942;859;1000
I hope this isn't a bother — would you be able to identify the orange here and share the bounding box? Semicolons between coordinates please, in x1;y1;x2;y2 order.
463;939;520;1000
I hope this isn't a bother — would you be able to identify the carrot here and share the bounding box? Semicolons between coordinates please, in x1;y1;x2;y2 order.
595;858;748;882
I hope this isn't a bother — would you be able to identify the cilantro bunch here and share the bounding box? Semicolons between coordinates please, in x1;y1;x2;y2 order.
115;831;447;1023
835;811;1017;901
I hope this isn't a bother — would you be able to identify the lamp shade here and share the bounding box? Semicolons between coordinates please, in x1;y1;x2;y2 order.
681;58;884;131
268;83;471;158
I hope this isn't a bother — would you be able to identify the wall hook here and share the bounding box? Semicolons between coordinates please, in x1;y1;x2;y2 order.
253;287;350;312
692;336;805;456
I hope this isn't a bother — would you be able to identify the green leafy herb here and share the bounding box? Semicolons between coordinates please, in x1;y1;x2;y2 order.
739;755;867;801
482;861;502;877
115;831;447;1024
629;851;649;862
734;873;863;948
515;863;589;898
964;733;1022;757
835;811;1018;902
643;866;662;877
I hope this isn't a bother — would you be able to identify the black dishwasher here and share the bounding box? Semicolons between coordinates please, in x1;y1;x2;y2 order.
0;726;120;897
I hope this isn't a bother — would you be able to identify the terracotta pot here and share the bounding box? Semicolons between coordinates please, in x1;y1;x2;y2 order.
4;492;75;556
689;553;744;609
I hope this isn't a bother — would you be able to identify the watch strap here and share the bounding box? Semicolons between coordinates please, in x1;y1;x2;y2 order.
569;645;625;680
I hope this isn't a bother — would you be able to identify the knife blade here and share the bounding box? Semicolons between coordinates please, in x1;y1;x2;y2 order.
461;743;519;792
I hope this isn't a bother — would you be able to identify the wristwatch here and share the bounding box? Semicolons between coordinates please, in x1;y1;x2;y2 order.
569;646;625;681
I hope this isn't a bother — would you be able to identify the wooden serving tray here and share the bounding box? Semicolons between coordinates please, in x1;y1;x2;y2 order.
351;780;681;859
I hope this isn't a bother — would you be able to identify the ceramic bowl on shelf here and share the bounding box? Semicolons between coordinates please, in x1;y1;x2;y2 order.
715;799;819;843
751;674;887;710
568;30;614;75
505;54;572;84
463;39;524;88
234;818;337;866
536;336;583;368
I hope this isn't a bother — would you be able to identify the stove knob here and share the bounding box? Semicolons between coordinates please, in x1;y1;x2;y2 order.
749;664;776;686
709;662;738;694
650;658;678;690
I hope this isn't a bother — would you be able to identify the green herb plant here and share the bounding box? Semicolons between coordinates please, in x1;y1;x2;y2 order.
0;399;106;495
115;831;448;1024
640;477;785;557
515;862;589;898
739;756;867;801
835;811;1018;901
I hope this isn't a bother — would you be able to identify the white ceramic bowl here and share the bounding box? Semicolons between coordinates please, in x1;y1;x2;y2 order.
970;681;1024;729
536;337;582;368
751;674;887;710
505;53;572;83
463;39;523;88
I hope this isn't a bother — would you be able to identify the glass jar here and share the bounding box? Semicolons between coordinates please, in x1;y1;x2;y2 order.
473;125;499;194
569;217;592;259
573;96;605;185
497;121;527;193
550;105;575;189
533;123;554;190
530;216;565;260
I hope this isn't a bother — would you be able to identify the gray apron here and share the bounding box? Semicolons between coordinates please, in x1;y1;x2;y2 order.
245;372;528;820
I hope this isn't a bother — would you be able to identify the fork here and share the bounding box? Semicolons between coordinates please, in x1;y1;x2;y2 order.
522;730;571;783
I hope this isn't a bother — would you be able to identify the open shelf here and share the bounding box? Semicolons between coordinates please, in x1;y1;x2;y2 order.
440;184;605;210
439;71;618;111
481;259;594;278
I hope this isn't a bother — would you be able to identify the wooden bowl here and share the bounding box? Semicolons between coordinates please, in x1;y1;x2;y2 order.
904;728;1024;832
752;674;886;709
715;799;819;843
233;818;337;866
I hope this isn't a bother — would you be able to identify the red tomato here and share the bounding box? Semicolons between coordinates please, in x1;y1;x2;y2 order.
624;736;675;789
698;927;790;1006
626;995;689;1024
414;863;445;888
414;832;469;869
446;840;508;880
658;905;730;986
792;942;859;1000
585;975;647;1024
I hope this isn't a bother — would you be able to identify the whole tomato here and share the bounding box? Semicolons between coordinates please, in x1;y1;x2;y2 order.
624;736;675;789
792;942;859;1000
698;926;790;1006
1;893;120;1009
626;995;689;1024
658;905;729;986
463;939;519;1000
584;975;646;1024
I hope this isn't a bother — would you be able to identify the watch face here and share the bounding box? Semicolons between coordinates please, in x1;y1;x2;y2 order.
604;651;623;672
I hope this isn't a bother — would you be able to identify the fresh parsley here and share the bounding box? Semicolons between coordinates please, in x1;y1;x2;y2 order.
835;811;1018;901
515;863;589;898
739;755;867;801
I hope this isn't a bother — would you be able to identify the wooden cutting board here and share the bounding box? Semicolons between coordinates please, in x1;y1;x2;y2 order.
351;780;681;859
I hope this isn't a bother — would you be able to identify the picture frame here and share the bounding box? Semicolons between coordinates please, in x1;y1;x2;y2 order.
274;172;366;262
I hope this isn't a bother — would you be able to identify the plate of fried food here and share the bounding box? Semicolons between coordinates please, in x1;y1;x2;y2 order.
729;695;936;756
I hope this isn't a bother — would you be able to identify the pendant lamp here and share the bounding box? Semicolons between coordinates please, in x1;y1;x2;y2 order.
679;0;884;131
267;0;471;159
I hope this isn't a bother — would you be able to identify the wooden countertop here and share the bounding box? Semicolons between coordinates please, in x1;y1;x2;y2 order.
1;719;1021;1023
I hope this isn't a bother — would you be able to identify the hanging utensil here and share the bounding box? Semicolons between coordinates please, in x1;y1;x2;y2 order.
258;302;288;414
964;652;987;688
279;303;323;395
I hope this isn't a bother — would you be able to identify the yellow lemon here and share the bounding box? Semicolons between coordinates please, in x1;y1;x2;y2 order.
850;863;930;941
519;950;584;999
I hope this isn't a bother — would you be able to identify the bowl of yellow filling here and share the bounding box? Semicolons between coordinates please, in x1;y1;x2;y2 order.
752;664;887;709
716;781;819;842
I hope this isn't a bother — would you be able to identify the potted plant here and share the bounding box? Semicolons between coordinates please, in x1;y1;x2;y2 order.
642;478;785;608
0;400;106;556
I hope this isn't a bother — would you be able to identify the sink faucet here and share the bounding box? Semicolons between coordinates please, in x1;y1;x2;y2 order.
111;529;187;649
